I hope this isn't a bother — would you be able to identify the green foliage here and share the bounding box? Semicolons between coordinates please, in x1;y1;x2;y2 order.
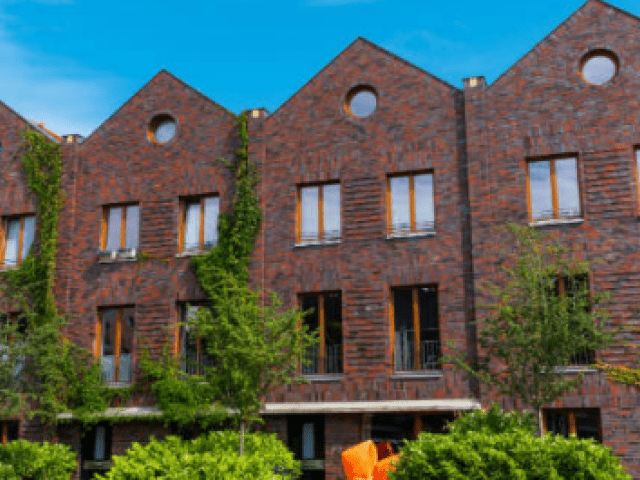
96;430;300;480
0;439;77;480
447;223;614;413
0;129;107;425
391;424;630;479
448;404;536;436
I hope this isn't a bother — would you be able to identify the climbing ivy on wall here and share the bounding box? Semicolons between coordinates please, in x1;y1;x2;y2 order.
0;129;109;428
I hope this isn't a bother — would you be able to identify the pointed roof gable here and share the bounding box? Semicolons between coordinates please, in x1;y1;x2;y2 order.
269;37;457;121
489;0;640;90
0;99;61;144
82;69;236;145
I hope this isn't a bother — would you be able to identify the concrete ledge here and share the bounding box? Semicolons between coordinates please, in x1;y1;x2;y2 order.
261;399;481;415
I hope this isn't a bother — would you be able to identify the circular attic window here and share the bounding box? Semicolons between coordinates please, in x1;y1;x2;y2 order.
580;51;618;85
345;86;377;118
149;114;177;144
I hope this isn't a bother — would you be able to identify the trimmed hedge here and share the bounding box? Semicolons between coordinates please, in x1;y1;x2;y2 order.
391;407;630;480
0;440;77;480
97;430;300;480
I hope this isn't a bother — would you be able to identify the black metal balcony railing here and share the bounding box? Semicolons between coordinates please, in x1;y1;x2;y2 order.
390;221;435;235
302;343;343;374
300;229;341;243
395;329;440;371
569;349;595;366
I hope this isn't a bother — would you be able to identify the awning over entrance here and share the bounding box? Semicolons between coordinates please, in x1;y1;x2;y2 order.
261;398;480;415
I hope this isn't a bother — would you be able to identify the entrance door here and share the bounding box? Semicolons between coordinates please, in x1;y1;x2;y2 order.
287;415;325;480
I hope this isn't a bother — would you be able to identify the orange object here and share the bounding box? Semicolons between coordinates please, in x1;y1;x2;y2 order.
372;454;401;480
376;441;394;461
342;440;377;480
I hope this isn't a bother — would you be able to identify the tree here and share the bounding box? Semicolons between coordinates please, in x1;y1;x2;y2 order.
448;223;614;430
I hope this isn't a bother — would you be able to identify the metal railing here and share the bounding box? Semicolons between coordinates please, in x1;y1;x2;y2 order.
395;329;440;371
302;343;343;374
569;349;595;366
300;229;341;243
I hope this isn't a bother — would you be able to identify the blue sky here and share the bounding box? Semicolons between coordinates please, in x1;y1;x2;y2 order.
1;0;638;136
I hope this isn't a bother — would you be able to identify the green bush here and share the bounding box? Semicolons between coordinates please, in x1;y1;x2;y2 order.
391;426;630;480
447;404;536;435
97;430;300;480
0;439;77;480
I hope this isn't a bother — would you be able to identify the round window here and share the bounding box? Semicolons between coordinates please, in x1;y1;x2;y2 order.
149;114;177;144
580;51;618;85
345;86;377;118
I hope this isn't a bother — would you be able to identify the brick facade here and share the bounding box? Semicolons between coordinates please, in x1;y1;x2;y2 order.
1;0;640;478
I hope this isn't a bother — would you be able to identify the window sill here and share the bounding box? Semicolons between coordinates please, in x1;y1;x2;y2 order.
303;373;343;382
294;239;341;248
97;257;138;264
97;249;138;263
105;382;132;388
552;366;598;374
390;370;443;380
386;230;435;240
176;249;212;258
529;218;584;227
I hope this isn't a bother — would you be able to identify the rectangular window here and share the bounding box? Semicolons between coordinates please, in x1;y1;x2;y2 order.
0;421;18;445
2;215;35;268
300;292;343;374
0;315;27;379
554;275;595;366
387;172;434;235
96;307;134;384
179;304;215;375
528;157;580;221
81;422;112;474
392;286;440;371
100;204;139;256
180;196;219;253
544;409;601;441
297;183;341;243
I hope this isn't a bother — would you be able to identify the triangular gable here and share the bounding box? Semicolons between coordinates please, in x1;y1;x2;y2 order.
269;36;457;121
489;0;640;90
82;69;236;146
0;99;60;144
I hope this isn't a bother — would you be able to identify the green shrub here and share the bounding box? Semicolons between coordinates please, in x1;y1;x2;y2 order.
390;428;630;480
0;439;77;480
448;404;536;435
97;430;300;480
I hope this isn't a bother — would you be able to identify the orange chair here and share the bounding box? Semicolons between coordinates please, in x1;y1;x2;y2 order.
372;454;401;480
376;441;394;461
342;440;377;480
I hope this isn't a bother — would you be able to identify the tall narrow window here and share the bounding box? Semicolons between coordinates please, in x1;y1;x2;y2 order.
388;173;434;235
96;307;134;384
300;292;343;374
180;196;219;253
2;215;35;268
179;304;215;375
528;157;580;221
544;409;601;441
392;286;440;371
298;183;341;243
100;204;139;257
554;275;594;366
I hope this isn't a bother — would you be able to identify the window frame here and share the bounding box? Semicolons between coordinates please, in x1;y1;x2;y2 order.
386;171;435;236
175;303;214;375
100;204;140;257
178;195;219;253
543;408;601;441
526;156;581;223
1;214;35;268
554;274;595;366
635;148;640;210
296;182;341;244
95;307;135;384
298;291;343;375
0;421;18;445
390;285;440;372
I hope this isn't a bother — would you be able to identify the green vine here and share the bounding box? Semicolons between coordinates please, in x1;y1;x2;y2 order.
0;129;111;427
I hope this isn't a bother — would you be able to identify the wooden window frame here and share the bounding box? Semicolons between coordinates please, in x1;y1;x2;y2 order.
100;204;139;252
178;195;218;253
0;421;18;445
526;156;581;222
176;303;212;375
554;274;595;366
635;148;640;211
296;183;341;244
0;214;35;268
543;409;602;441
299;292;342;375
386;171;435;235
390;285;440;372
95;307;134;384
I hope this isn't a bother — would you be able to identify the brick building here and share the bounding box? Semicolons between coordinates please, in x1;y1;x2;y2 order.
1;0;640;478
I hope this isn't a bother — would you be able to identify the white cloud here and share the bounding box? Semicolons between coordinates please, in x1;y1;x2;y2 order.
0;11;124;136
